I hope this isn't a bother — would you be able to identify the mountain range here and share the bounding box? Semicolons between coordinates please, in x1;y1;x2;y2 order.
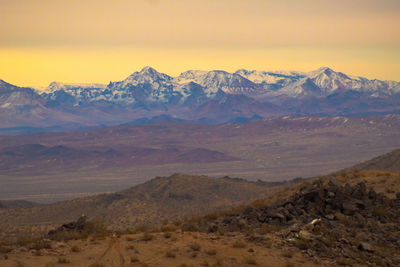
1;66;400;134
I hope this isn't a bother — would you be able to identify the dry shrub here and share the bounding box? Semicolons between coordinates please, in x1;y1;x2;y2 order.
130;256;139;263
243;256;257;265
135;225;150;233
205;213;218;221
161;225;177;232
163;232;172;238
232;240;247;248
126;244;135;250
294;239;311;250
281;249;294;258
57;257;70;264
373;207;388;217
71;245;81;252
189;242;201;251
205;249;217;255
125;236;134;241
251;199;265;208
165;250;176;258
141;233;153;241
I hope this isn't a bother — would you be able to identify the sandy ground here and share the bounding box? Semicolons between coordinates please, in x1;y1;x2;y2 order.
1;232;325;267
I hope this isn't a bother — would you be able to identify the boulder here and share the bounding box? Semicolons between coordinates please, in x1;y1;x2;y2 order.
358;242;374;252
298;230;313;241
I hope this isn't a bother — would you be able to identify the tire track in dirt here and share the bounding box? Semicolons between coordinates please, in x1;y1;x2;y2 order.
97;236;125;266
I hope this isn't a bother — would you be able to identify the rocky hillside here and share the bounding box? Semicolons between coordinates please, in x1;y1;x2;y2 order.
1;170;399;267
0;174;285;235
175;170;400;266
0;200;39;209
348;148;400;172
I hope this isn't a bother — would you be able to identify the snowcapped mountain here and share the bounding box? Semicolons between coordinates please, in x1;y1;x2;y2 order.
0;79;45;110
44;82;107;106
175;70;259;96
1;67;399;133
304;67;397;96
104;66;178;104
46;82;106;92
40;66;400;106
237;67;400;98
235;69;304;85
0;79;86;129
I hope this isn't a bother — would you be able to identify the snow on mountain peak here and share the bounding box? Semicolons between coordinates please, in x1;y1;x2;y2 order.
140;66;158;74
29;66;400;107
122;67;172;87
47;82;106;92
174;70;208;84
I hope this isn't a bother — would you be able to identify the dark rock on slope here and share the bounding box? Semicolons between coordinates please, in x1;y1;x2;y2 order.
199;178;400;265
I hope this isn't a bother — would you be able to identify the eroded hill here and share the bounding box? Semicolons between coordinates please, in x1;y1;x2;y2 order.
0;174;286;237
347;148;400;172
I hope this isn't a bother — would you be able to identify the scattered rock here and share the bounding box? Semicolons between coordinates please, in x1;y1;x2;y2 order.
47;215;88;237
358;242;374;252
298;230;313;241
203;178;400;266
325;214;335;220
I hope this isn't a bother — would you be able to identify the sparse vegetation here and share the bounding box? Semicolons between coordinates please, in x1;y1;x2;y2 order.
125;236;134;241
165;250;176;258
160;224;177;232
34;249;42;256
57;257;70;264
337;257;354;266
141;232;153;241
163;232;172;238
130;256;139;263
30;239;52;250
243;255;257;265
0;167;399;267
71;245;81;252
189;242;201;251
0;245;12;253
373;207;388;217
281;249;294;258
294;239;311;250
126;244;135;250
205;249;217;255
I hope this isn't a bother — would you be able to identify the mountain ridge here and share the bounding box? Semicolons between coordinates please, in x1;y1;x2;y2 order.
1;66;400;134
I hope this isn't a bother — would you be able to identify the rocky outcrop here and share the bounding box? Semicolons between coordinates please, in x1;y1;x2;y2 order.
200;178;400;266
47;216;88;237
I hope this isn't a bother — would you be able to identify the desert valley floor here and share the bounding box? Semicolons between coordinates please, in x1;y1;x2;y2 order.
0;115;399;203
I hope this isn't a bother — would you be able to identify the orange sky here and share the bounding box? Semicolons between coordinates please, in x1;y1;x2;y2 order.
0;0;399;87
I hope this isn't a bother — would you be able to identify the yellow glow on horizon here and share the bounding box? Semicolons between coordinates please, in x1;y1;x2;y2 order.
0;0;399;86
1;46;399;88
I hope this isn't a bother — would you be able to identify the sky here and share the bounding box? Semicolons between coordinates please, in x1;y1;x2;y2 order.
0;0;399;87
